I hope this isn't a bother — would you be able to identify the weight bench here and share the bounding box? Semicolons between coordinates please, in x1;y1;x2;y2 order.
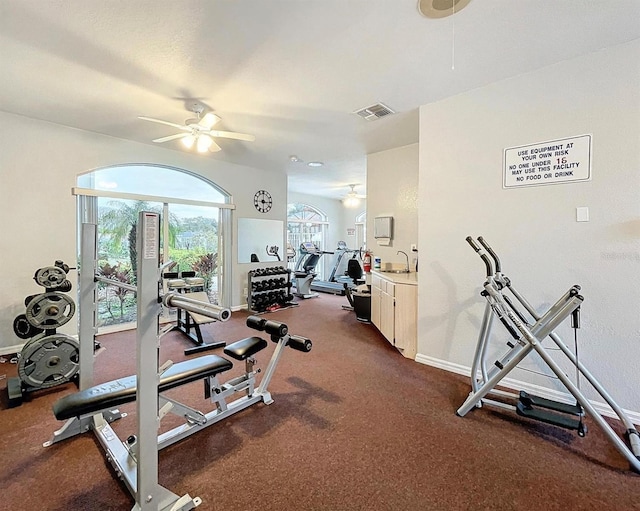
45;311;312;510
53;354;233;421
46;335;272;448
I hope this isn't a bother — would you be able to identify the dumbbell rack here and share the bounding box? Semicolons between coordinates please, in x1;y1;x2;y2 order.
247;266;298;313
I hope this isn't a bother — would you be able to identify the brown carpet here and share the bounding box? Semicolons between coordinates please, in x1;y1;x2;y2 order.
0;294;638;511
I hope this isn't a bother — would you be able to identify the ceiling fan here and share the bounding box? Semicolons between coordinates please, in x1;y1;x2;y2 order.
138;104;255;153
343;184;366;207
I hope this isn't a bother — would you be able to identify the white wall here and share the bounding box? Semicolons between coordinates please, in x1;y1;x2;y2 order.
0;112;286;352
417;40;640;413
366;143;419;270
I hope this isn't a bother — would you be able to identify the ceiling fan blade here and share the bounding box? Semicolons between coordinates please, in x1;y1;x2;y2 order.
138;116;190;131
198;112;221;129
152;133;189;143
209;139;222;153
208;130;255;142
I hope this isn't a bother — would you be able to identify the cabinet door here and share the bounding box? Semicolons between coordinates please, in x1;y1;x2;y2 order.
370;284;382;330
394;284;417;358
380;282;395;342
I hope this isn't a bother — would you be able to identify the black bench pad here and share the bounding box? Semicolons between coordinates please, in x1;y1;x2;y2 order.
224;337;268;361
53;355;233;421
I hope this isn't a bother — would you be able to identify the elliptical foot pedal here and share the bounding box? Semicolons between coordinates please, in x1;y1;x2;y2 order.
516;401;582;430
517;391;583;431
519;391;583;416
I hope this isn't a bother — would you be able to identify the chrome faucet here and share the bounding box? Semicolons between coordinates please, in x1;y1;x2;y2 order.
397;250;410;273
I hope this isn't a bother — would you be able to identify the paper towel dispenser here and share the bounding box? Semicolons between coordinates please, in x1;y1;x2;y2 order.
374;216;393;239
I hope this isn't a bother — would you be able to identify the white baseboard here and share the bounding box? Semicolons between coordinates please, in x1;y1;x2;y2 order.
415;353;640;425
0;344;23;357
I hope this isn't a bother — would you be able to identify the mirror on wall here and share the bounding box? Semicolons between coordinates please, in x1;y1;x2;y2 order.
237;218;285;263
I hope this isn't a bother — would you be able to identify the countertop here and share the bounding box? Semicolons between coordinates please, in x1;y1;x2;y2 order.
370;269;418;286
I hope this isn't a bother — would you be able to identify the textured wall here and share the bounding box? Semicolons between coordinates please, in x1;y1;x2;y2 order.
0;112;285;352
366;144;419;270
417;40;640;413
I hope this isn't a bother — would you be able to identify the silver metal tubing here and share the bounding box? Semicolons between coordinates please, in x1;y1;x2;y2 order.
508;282;637;432
163;292;231;322
457;341;533;416
532;342;640;472
470;303;493;392
94;275;138;293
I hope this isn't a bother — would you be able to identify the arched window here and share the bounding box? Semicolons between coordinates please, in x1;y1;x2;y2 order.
77;164;227;202
76;164;233;330
355;211;367;251
287;203;329;278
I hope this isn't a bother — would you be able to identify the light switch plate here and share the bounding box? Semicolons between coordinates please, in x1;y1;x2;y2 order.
576;207;589;222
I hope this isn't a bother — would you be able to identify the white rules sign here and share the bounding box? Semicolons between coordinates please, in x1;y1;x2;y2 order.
503;134;591;188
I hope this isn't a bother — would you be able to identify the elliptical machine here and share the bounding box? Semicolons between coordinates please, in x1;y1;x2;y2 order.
293;242;327;298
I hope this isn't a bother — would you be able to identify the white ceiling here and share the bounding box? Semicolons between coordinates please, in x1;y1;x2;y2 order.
1;1;639;200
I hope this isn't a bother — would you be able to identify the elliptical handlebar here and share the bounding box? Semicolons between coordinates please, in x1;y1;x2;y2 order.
466;236;493;278
477;236;502;273
465;236;481;252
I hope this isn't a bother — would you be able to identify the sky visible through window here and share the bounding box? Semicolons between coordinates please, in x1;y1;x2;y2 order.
78;165;227;218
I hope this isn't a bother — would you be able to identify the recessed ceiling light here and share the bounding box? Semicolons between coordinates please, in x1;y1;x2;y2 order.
307;161;324;167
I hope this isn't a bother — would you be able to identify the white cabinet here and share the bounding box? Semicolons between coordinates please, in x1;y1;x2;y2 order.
371;274;382;330
370;272;417;359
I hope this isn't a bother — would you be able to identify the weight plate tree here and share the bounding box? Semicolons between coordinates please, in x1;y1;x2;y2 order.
7;260;78;407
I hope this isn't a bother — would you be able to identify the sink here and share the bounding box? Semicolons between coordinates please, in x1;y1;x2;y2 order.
380;269;411;274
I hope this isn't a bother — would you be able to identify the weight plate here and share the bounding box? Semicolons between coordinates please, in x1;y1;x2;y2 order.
25;292;76;329
34;266;67;288
17;333;80;389
13;314;44;339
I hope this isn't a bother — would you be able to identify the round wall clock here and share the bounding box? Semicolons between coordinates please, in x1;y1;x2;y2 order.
254;190;273;213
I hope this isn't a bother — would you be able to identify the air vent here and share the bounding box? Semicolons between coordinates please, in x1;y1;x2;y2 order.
353;103;395;121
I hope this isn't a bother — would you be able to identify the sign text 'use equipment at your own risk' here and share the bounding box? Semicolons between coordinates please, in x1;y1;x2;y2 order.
503;134;591;188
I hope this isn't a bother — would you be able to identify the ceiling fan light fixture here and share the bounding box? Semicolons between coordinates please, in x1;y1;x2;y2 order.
182;134;196;149
307;161;324;168
199;112;221;129
344;196;360;208
197;134;214;153
139;109;254;153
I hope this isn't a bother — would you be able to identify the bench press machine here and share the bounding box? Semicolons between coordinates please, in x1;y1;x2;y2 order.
457;236;640;472
45;212;313;511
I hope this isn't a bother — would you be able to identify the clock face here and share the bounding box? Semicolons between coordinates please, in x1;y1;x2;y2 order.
254;190;273;213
